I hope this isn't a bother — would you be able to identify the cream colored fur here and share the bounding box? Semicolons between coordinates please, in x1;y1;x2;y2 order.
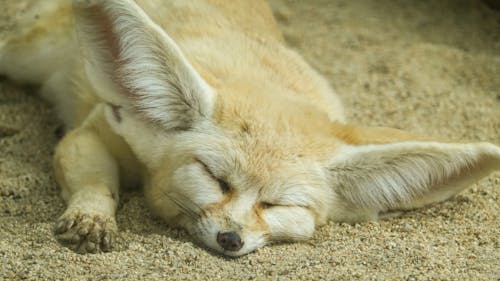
0;0;498;256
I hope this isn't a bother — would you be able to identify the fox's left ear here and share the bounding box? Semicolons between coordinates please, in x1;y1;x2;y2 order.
72;0;214;130
327;125;500;216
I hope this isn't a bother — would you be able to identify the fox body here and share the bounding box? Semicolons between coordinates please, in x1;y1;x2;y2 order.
0;0;499;256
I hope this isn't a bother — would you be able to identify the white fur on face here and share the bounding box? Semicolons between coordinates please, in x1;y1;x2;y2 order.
178;185;317;256
261;206;316;241
172;163;224;207
182;190;269;257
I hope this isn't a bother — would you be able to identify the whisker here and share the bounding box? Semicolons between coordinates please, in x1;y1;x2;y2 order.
160;191;203;220
172;197;201;220
172;192;206;216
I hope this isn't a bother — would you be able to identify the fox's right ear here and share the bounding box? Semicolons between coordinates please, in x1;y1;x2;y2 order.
72;0;214;130
326;124;500;221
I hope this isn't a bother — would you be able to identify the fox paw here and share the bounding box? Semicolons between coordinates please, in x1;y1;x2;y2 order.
54;209;117;253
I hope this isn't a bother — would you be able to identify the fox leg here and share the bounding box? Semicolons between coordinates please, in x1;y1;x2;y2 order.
53;124;119;253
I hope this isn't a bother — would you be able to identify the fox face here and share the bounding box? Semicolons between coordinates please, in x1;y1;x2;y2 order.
155;127;337;255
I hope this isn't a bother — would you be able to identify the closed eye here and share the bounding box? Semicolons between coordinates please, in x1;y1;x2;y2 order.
260;202;286;209
260;200;311;210
217;178;231;193
196;158;231;194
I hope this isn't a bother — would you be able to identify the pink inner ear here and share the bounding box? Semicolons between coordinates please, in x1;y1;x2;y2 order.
86;5;121;61
81;4;137;98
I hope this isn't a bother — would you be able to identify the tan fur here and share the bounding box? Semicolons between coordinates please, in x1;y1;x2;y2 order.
0;0;498;256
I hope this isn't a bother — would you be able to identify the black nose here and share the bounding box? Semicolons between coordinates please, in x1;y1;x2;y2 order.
217;231;243;251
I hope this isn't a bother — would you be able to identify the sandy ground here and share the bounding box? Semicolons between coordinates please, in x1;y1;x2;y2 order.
1;0;499;280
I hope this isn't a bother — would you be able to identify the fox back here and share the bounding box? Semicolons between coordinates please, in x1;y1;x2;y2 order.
0;0;499;256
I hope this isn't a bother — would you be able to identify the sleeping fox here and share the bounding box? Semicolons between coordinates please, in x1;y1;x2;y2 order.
0;0;498;257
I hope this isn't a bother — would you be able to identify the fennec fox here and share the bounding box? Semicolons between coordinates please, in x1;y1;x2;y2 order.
0;0;499;257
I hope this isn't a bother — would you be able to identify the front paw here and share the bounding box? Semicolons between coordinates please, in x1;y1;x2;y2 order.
54;209;117;253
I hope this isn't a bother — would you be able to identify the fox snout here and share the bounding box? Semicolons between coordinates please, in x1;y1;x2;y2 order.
217;231;244;252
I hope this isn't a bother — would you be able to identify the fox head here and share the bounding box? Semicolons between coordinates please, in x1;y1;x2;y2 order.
73;0;500;256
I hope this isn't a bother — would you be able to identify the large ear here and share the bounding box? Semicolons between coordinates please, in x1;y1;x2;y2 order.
327;126;500;214
72;0;214;130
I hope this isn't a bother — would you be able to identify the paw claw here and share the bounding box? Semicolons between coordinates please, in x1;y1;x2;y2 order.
101;232;112;252
54;209;117;254
54;220;67;234
88;231;101;243
77;227;89;236
54;217;73;234
85;241;97;253
71;233;81;244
